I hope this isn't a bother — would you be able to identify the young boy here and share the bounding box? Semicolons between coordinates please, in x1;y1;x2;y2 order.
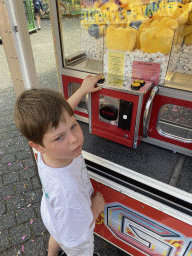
14;75;106;256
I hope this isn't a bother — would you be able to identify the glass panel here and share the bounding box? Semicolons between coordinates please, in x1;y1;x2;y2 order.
60;0;192;91
157;104;192;143
60;1;103;74
68;82;88;112
165;25;192;92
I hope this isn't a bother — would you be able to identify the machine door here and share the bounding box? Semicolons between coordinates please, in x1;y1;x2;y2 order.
143;78;192;156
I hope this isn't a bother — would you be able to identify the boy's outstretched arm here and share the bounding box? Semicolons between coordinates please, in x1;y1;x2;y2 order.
67;74;102;111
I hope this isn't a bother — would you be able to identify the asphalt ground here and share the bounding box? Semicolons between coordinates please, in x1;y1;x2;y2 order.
0;19;129;256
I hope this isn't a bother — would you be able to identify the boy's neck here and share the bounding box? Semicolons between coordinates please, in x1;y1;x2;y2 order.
42;153;73;168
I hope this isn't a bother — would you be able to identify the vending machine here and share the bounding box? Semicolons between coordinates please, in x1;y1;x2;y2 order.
46;0;192;255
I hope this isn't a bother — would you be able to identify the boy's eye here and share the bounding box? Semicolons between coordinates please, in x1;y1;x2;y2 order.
55;135;63;141
72;123;78;129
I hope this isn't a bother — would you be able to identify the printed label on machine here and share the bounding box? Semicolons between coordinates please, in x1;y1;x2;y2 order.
107;51;126;88
108;51;125;77
132;61;161;85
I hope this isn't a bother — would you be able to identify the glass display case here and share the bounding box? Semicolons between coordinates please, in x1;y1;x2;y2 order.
60;0;192;89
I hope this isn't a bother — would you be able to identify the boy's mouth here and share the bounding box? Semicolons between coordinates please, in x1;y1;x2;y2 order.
73;145;81;152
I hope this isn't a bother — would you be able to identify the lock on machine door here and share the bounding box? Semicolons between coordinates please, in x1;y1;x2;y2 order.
118;100;133;131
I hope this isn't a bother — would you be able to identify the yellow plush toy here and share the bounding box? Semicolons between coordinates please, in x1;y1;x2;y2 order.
119;0;132;11
106;25;138;51
152;2;184;21
140;17;178;54
144;0;192;26
172;23;192;45
94;0;119;11
175;2;192;24
181;24;192;45
135;21;151;49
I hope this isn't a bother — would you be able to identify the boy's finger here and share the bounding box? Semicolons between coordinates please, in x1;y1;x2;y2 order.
96;74;102;81
94;86;102;92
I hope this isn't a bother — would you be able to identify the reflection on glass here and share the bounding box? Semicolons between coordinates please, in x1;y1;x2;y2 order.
158;104;192;142
165;25;192;92
60;3;103;74
68;82;88;111
99;95;119;126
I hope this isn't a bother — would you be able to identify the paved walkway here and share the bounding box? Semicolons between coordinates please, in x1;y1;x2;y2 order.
0;19;127;256
0;86;49;256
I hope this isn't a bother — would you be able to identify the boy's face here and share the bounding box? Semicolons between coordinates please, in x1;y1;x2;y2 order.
30;110;84;168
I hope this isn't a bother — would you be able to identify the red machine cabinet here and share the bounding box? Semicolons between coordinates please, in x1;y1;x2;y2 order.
91;85;152;148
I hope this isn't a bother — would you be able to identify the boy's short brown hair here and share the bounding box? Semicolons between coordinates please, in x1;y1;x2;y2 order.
14;88;74;147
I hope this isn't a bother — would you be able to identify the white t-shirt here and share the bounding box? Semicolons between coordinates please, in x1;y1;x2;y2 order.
37;153;95;248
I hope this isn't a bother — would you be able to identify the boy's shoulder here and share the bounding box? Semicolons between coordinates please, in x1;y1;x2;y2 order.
37;153;83;181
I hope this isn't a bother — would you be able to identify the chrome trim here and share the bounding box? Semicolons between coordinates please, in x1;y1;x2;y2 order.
85;94;89;113
133;85;153;148
142;137;192;156
98;83;152;96
62;68;94;79
83;151;192;225
143;86;159;138
88;93;92;133
48;0;64;93
75;114;88;124
75;107;88;114
157;122;192;143
158;86;192;101
133;95;143;149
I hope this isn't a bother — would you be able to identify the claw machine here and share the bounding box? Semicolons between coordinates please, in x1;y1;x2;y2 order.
49;0;192;255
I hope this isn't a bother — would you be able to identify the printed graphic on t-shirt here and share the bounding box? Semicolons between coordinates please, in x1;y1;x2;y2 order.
40;177;50;199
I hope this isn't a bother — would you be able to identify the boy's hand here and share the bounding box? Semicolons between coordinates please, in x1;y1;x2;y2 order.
80;74;102;95
91;191;106;215
67;74;102;111
90;192;106;228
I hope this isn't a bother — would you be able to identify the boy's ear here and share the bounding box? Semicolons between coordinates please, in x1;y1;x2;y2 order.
28;141;45;153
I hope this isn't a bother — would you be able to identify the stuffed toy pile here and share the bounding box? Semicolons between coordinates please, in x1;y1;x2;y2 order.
81;0;192;54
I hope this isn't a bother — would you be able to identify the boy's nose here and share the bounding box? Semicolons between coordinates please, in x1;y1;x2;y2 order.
69;133;78;144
